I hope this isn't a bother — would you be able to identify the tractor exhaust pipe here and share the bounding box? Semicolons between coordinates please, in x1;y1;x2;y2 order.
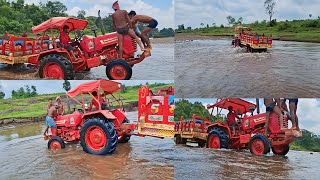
256;98;260;114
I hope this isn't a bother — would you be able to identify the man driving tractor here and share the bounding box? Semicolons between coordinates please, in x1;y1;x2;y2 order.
59;25;78;60
227;106;241;134
111;1;145;59
88;91;108;111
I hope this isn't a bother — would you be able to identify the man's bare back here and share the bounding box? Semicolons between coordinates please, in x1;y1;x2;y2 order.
264;98;274;106
112;10;130;29
131;15;153;24
48;106;58;118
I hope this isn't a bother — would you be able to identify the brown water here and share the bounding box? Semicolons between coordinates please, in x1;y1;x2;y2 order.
175;38;320;98
0;43;174;80
0;111;174;179
174;144;320;180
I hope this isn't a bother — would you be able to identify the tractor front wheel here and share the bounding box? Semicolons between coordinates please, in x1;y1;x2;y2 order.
249;134;271;155
272;145;290;156
207;128;228;149
48;136;65;150
106;59;132;80
80;118;118;155
39;55;74;80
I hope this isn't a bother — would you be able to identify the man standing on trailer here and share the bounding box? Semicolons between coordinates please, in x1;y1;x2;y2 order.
128;10;158;50
264;98;284;133
111;1;145;59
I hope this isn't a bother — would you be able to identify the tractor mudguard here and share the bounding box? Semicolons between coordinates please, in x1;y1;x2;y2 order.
83;110;116;120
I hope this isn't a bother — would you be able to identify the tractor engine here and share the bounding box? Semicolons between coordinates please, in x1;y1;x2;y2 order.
80;32;137;59
54;111;83;142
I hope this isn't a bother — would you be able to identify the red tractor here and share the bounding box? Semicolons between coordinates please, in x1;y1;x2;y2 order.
46;80;175;155
175;98;302;156
0;17;150;80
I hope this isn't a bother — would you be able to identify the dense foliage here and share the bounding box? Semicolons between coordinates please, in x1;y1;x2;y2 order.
174;99;210;122
291;129;320;152
0;84;4;99
0;0;174;37
11;85;37;99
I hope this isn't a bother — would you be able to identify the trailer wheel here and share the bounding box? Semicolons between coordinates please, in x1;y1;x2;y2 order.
106;59;132;80
206;128;228;149
118;134;131;143
80;118;118;155
39;55;74;80
272;145;289;156
48;136;65;150
174;135;187;144
249;134;270;155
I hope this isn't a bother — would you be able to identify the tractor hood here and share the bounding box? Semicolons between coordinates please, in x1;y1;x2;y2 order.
207;98;256;114
67;80;122;98
32;17;89;34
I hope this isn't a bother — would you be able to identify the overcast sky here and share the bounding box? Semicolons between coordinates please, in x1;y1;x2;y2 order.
0;80;173;98
22;0;174;29
176;0;320;28
177;98;320;135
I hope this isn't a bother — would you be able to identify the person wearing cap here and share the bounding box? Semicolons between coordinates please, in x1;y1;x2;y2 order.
44;103;60;137
111;1;145;59
59;25;78;60
56;96;65;115
128;10;158;50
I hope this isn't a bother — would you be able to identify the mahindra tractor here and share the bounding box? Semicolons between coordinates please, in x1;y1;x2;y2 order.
174;98;302;156
232;26;272;52
0;17;151;80
45;80;175;156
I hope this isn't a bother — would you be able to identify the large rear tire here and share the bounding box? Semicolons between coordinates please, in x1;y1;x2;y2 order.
48;136;65;150
249;134;270;155
80;118;118;155
272;145;290;156
206;128;228;149
106;59;132;80
39;55;74;80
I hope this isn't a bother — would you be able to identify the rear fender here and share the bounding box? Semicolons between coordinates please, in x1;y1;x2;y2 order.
83;110;116;124
37;49;71;63
207;123;231;136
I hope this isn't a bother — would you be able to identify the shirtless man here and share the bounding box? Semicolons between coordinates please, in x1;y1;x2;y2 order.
44;103;60;137
47;98;53;112
264;98;284;133
128;10;158;49
56;96;65;115
111;1;144;58
281;99;299;130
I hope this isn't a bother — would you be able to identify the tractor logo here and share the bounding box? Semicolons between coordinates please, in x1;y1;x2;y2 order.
100;38;117;44
70;117;75;125
88;40;94;49
150;103;160;114
253;117;266;123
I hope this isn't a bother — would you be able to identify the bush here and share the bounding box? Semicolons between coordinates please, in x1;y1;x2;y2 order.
303;20;319;28
278;22;291;31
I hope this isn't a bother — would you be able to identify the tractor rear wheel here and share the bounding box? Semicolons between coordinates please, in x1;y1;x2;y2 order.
118;134;131;143
106;59;132;80
80;118;118;155
39;55;74;80
272;145;290;156
206;128;228;149
249;134;270;155
48;136;65;150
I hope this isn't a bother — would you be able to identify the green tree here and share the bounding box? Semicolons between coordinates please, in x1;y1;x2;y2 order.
31;85;37;96
0;84;5;99
264;0;276;25
77;10;86;20
63;80;71;91
43;1;67;17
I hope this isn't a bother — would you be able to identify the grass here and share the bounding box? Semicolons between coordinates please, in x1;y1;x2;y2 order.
177;19;320;43
0;83;174;121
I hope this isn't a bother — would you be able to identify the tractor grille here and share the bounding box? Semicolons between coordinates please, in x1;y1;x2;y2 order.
131;37;137;50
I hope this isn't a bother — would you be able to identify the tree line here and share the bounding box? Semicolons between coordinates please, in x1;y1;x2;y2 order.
0;0;174;37
11;85;37;99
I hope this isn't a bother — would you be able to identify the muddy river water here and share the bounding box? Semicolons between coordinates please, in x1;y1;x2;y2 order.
175;38;320;98
0;111;174;180
174;144;320;180
0;42;174;80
